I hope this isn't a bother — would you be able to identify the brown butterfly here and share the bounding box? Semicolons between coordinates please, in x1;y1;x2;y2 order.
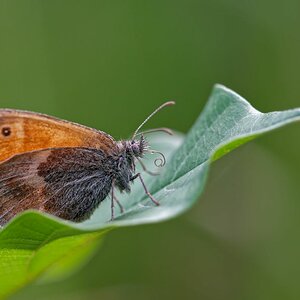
0;102;174;226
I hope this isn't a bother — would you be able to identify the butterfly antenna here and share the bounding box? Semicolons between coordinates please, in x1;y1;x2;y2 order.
135;127;174;137
132;101;175;140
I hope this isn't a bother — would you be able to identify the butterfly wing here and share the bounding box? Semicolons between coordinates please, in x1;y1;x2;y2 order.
0;147;114;226
0;109;116;162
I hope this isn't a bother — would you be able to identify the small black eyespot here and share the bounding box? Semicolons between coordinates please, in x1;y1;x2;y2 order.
131;140;135;144
1;127;11;137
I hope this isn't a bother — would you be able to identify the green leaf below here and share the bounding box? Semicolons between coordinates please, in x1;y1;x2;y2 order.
1;84;300;298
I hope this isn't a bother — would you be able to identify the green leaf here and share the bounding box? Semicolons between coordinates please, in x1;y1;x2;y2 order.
1;84;300;298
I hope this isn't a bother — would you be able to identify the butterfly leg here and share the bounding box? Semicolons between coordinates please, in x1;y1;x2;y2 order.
111;183;115;221
136;157;159;176
131;173;160;206
113;195;124;213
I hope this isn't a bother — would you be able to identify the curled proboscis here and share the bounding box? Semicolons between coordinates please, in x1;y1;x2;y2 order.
150;150;166;168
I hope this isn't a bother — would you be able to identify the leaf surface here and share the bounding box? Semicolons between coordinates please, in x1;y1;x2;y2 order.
1;85;300;298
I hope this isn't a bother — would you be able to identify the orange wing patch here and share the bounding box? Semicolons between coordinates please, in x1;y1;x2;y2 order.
0;109;117;162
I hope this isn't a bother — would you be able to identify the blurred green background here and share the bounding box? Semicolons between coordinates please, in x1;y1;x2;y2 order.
1;0;299;299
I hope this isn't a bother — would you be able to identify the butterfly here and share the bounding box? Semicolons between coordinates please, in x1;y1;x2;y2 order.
0;102;174;226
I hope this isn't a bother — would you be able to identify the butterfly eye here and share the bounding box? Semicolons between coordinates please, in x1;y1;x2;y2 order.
1;127;11;137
